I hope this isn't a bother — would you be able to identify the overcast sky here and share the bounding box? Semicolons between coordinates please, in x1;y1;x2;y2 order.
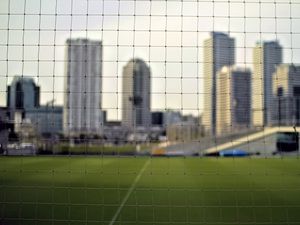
0;0;300;120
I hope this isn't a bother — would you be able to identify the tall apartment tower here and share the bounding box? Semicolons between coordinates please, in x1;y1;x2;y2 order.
203;32;235;136
122;59;151;130
271;64;300;126
7;76;40;120
216;66;251;136
252;41;282;127
63;39;103;135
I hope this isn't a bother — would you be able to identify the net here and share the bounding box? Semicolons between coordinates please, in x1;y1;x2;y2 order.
0;0;300;224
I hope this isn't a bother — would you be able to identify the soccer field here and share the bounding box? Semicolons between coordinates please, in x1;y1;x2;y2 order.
1;156;300;225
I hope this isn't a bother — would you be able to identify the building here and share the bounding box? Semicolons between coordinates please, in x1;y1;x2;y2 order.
271;64;300;126
63;38;103;135
216;66;251;136
151;112;164;127
103;121;127;144
151;110;192;127
0;108;10;153
202;32;235;136
13;113;38;140
7;76;40;120
252;41;282;127
122;59;151;130
166;115;203;142
166;122;202;142
25;106;63;135
164;110;183;126
102;110;107;125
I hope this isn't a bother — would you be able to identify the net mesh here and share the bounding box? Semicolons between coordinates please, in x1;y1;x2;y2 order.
0;0;300;224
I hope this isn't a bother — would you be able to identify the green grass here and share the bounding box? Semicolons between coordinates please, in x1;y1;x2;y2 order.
1;156;300;225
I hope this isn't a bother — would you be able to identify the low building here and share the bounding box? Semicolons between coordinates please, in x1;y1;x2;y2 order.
166;121;202;142
14;113;38;140
271;64;300;125
0;108;10;153
151;112;164;127
164;110;183;126
103;121;127;144
166;114;203;142
25;106;63;135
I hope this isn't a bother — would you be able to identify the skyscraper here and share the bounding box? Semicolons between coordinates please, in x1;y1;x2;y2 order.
252;41;282;127
63;39;103;135
203;32;235;135
271;64;300;126
7;76;40;120
216;66;251;136
122;59;151;130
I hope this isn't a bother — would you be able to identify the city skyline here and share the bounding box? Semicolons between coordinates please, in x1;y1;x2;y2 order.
2;35;299;122
0;0;300;121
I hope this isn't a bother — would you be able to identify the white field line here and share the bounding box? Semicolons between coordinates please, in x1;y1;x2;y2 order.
204;126;300;154
108;159;150;225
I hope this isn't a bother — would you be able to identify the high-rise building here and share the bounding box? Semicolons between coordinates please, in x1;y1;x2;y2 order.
252;41;282;127
203;32;235;136
63;38;103;135
271;64;300;126
122;59;151;130
216;66;251;136
7;76;40;120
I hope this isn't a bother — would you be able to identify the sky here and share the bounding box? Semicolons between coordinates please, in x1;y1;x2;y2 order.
0;0;300;120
